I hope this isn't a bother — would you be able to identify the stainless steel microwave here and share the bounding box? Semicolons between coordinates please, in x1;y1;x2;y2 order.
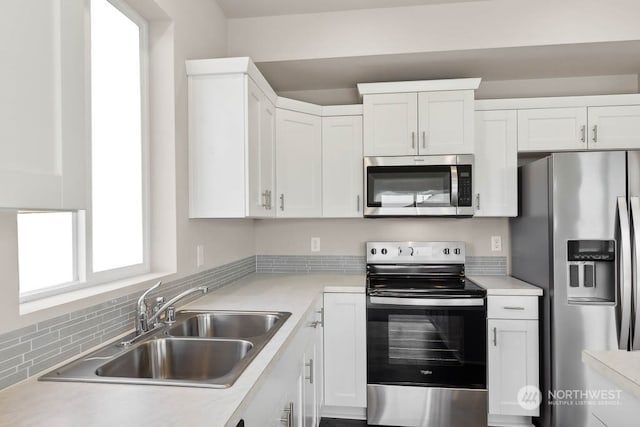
363;155;474;217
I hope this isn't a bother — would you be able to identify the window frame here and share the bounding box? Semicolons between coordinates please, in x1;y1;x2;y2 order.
18;0;151;303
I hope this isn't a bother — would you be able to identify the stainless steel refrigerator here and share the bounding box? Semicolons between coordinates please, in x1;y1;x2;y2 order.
510;151;640;427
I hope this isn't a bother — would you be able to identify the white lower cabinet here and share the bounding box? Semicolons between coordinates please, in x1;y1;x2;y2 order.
487;296;540;426
239;299;323;427
587;367;640;427
322;293;367;418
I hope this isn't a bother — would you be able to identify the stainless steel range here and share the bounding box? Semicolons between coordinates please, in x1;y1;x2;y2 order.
366;241;487;427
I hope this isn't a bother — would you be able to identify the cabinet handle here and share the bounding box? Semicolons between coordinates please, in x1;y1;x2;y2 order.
280;193;285;211
267;190;272;210
580;125;586;143
476;194;480;210
305;359;314;384
261;191;268;209
357;195;360;212
422;131;426;149
318;308;324;327
493;327;497;346
280;401;293;427
503;306;525;310
411;132;416;149
592;125;598;143
310;320;321;328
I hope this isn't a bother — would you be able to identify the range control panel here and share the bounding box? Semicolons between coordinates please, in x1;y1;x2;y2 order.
366;241;466;264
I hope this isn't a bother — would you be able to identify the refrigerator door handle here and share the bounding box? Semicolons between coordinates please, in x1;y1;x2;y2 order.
629;197;640;350
616;197;632;350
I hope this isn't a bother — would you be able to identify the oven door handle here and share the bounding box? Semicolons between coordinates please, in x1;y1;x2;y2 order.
368;296;484;307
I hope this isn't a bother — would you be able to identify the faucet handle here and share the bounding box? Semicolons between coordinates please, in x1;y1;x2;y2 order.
165;306;176;324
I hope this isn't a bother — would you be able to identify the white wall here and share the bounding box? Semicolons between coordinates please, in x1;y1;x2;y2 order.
255;218;509;258
228;0;640;62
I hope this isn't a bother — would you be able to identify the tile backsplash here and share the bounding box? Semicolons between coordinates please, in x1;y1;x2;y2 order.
0;253;505;391
0;256;255;391
257;255;507;276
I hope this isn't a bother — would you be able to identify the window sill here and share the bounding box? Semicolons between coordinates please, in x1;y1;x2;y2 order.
19;271;174;316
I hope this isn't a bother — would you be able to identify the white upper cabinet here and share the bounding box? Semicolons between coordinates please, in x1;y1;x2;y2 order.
322;115;363;217
363;93;418;156
0;0;88;210
474;110;518;217
417;90;475;155
360;79;480;157
186;58;277;218
514;100;640;152
247;79;276;217
517;107;588;152
587;105;640;150
275;108;322;217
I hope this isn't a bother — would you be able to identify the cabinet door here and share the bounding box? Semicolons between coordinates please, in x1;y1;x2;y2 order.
474;110;517;217
323;293;367;408
517;107;587;152
247;79;275;217
275;109;322;217
322;116;363;217
488;319;539;417
302;340;318;427
0;0;88;210
363;93;418;156
588;105;640;150
418;90;474;155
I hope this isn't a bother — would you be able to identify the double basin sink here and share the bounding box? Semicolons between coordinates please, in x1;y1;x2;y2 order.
40;310;291;388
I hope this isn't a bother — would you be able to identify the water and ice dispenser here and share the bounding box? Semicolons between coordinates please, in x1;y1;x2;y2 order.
566;240;616;304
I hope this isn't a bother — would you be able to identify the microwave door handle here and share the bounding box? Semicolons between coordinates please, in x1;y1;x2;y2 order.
630;197;640;350
616;196;632;350
450;166;459;207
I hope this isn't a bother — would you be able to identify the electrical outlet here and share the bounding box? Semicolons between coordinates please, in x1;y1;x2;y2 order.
196;245;204;267
491;236;502;252
311;237;321;252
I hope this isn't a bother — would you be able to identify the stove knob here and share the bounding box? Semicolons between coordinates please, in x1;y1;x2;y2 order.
370;248;377;255
443;248;450;255
381;248;388;255
454;248;461;255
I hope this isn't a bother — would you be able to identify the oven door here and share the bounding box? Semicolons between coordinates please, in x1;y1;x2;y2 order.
364;155;474;217
366;295;486;389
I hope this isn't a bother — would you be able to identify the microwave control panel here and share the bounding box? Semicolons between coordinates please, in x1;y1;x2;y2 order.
457;165;472;207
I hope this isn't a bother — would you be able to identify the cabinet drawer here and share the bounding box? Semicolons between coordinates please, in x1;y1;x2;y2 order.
488;296;538;319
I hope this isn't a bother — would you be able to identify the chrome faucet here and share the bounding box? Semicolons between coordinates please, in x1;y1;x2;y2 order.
136;281;162;335
135;282;209;335
146;285;209;328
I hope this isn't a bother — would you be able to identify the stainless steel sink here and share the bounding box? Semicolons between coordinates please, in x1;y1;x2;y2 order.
40;310;291;388
167;311;284;338
96;338;252;382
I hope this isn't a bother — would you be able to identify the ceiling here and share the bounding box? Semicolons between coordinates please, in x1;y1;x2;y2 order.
214;1;640;104
216;0;484;19
256;41;640;97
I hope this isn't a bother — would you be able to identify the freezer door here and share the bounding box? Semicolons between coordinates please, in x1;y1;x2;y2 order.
550;151;624;427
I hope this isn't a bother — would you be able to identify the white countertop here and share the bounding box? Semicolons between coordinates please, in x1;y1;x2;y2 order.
582;350;640;400
469;275;543;296
0;273;364;427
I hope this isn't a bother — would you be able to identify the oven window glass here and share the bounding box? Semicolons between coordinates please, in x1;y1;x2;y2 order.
388;314;463;366
367;166;451;208
368;304;486;389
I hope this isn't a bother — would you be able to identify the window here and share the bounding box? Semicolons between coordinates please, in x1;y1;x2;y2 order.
17;0;148;300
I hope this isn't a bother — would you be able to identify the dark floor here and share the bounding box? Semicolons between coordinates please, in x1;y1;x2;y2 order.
319;418;368;427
